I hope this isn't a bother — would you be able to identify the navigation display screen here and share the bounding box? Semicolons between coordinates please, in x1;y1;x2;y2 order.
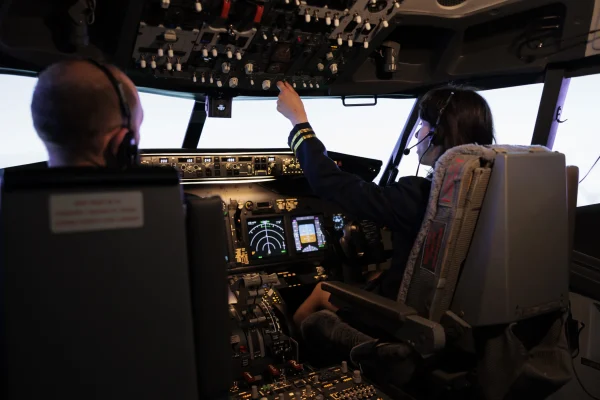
291;215;327;253
247;216;288;260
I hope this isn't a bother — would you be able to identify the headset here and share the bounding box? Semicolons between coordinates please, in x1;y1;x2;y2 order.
86;59;139;169
404;91;455;156
404;91;455;176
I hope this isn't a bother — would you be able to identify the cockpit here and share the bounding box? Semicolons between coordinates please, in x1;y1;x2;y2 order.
1;1;600;399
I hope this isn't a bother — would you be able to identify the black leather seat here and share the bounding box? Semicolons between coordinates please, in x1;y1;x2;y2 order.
0;167;199;400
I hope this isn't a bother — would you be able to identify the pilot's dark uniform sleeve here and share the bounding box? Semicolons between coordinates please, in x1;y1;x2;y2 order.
288;122;430;232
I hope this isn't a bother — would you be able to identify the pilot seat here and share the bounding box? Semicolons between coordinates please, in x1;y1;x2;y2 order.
0;167;202;400
301;144;576;399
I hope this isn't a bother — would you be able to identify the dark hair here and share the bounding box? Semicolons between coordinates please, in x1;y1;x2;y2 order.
31;60;137;156
418;86;495;152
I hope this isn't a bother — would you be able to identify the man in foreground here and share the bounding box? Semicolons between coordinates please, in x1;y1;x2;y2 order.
31;59;144;168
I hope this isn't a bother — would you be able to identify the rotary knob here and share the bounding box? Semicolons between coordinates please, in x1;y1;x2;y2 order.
262;80;271;90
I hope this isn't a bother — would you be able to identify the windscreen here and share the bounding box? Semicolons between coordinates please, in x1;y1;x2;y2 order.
199;97;416;183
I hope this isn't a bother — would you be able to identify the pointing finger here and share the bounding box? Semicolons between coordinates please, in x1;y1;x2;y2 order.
276;81;286;91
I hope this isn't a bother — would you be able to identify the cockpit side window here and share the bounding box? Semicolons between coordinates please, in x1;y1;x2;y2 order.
553;74;600;207
0;73;194;169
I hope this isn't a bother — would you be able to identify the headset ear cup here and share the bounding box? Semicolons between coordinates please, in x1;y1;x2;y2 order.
116;131;138;168
430;129;441;147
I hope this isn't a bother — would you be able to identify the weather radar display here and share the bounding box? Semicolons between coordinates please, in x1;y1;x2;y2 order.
247;216;287;260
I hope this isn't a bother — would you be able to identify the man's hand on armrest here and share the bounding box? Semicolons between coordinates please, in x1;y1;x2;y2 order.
321;281;418;322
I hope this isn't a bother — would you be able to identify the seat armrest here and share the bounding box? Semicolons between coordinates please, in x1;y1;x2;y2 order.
322;281;446;356
321;281;417;323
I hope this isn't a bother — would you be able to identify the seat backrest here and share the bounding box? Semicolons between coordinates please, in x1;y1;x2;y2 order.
451;150;570;326
185;194;232;399
0;167;199;400
398;144;556;325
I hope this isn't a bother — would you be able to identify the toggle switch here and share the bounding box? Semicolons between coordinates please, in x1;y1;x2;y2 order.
140;56;146;69
235;51;242;60
166;59;173;71
337;34;343;45
245;63;253;74
167;45;174;58
202;47;208;57
157;48;164;57
222;62;231;73
226;48;233;59
175;58;182;71
325;13;331;25
211;47;218;57
195;0;202;12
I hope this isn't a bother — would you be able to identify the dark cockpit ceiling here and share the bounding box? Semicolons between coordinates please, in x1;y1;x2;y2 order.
0;0;599;98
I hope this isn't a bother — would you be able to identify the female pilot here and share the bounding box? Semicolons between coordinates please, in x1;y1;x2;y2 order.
275;81;495;332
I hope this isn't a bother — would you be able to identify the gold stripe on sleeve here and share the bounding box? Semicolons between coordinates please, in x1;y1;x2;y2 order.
293;134;316;154
290;128;313;149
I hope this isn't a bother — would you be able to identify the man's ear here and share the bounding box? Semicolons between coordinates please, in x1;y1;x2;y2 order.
107;128;129;155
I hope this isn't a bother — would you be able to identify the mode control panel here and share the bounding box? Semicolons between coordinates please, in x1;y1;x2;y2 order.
139;152;304;181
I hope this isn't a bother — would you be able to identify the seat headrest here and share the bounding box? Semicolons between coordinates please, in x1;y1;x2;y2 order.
1;166;179;191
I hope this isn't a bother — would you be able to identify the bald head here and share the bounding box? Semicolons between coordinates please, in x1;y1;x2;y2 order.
31;59;143;167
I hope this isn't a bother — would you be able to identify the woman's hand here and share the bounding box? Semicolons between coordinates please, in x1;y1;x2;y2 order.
276;81;308;126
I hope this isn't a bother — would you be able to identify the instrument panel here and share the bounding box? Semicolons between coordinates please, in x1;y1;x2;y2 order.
139;149;382;183
241;212;329;264
140;151;304;181
128;0;405;94
147;149;382;270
